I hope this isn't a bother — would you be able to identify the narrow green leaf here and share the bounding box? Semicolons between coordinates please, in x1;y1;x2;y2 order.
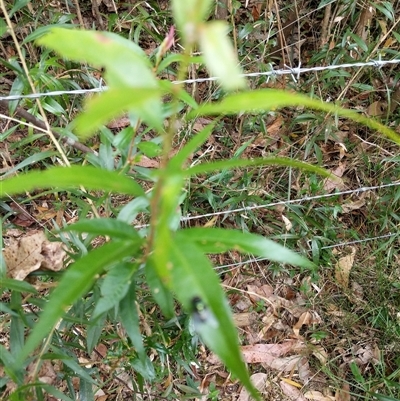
137;141;162;158
198;22;246;91
31;384;75;401
373;2;394;21
118;197;150;225
0;166;144;197
180;228;314;268
10;293;24;355
152;173;185;284
130;356;156;381
0;303;18;315
0;278;37;294
156;54;203;74
0;17;7;38
62;357;98;385
22;23;76;44
168;238;260;400
8;0;30;17
64;218;142;241
373;395;400;401
159;80;199;109
187;89;400;144
15;241;135;366
144;258;175;319
1;151;58;179
74;88;163;137
186;157;332;177
93;262;138;319
0;344;22;384
119;281;145;355
79;378;95;401
86;313;107;354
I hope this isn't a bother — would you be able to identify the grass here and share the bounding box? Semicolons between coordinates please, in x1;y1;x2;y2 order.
1;0;400;400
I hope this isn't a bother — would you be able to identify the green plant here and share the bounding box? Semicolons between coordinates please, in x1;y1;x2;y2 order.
1;0;400;400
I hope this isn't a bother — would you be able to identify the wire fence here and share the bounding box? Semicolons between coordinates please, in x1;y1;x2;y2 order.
180;182;400;222
215;231;398;272
1;55;399;271
1;58;400;101
190;182;400;258
132;181;400;270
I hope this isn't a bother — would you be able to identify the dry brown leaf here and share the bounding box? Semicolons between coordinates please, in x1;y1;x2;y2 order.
351;281;364;300
247;284;273;301
312;346;328;365
233;312;257;328
335;383;350;401
268;355;304;372
241;340;306;363
293;311;312;337
343;344;381;366
4;231;66;280
192;117;213;132
304;390;335;400
265;356;312;384
37;360;57;385
334;247;356;288
341;197;366;213
238;373;268;401
281;377;302;388
280;380;308;401
106;116;130;129
267;115;284;137
10;202;36;227
293;311;322;337
282;214;293;231
366;101;386;116
323;162;346;192
135;155;160;168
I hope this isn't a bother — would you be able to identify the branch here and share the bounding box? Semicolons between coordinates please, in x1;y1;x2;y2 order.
0;100;95;154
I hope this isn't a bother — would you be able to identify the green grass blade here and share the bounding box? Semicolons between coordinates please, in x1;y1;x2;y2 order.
15;240;135;367
1;151;58;179
0;166;144;197
119;281;145;356
0;344;22;384
186;156;333;177
0;278;38;294
187;89;400;144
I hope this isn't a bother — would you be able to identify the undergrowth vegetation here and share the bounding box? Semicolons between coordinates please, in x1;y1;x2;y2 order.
0;1;400;400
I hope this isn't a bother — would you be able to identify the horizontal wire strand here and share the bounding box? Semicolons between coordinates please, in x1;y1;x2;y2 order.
0;58;399;101
215;230;399;272
181;182;400;222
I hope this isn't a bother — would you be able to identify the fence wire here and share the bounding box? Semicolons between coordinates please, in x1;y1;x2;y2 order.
131;181;400;268
1;54;399;271
215;231;398;273
1;58;400;102
180;182;400;222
